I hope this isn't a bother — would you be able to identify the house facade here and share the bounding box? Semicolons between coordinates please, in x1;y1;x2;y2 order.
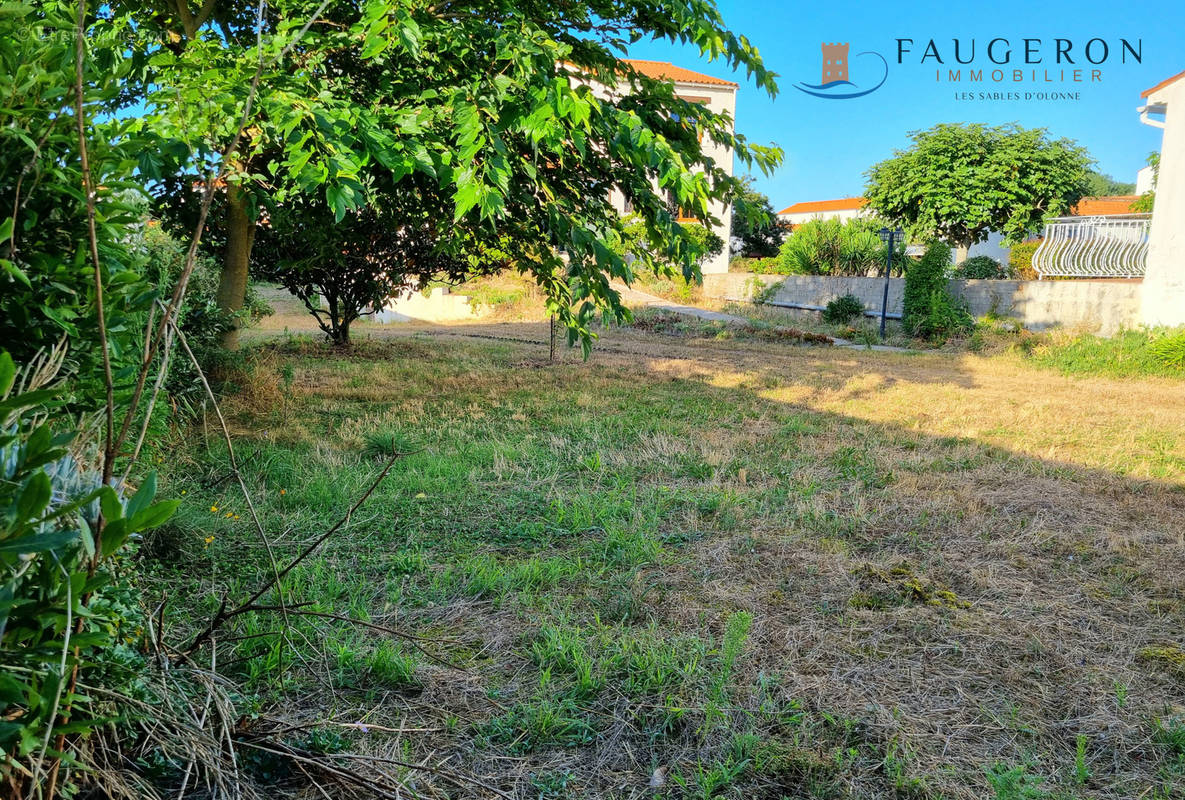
1138;69;1185;327
597;60;738;275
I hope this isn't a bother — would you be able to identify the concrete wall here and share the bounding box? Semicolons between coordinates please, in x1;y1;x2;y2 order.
706;272;1144;335
1141;75;1185;327
375;287;485;323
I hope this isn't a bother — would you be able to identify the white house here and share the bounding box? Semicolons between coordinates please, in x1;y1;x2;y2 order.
776;197;866;227
595;59;738;275
1138;69;1185;327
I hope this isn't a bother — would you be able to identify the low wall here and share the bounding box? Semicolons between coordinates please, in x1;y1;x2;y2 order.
704;273;1144;335
374;287;485;323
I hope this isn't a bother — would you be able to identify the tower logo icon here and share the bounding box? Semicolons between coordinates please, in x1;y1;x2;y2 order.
795;42;888;100
821;42;850;84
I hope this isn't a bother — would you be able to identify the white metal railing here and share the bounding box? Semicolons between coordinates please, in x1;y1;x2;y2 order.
1032;214;1151;279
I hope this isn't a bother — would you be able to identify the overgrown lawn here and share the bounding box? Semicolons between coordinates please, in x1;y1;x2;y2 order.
150;329;1185;799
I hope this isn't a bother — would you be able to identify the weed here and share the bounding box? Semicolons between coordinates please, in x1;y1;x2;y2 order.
985;763;1049;800
712;610;753;702
478;694;595;753
361;429;418;459
672;756;750;799
529;770;576;799
1074;733;1090;784
1024;327;1185;379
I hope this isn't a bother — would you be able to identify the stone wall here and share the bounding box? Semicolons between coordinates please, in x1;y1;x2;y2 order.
705;273;1144;335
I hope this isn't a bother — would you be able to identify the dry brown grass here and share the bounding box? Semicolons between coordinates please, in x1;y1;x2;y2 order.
173;288;1185;799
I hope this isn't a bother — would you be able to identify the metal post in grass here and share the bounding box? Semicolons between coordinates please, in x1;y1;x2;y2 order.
878;227;904;341
549;314;556;362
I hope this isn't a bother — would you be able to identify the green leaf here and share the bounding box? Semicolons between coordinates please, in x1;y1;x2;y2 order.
125;472;156;519
0;351;13;396
326;185;347;222
98;486;123;523
15;471;52;524
0;528;78;554
129;500;180;533
98;518;129;559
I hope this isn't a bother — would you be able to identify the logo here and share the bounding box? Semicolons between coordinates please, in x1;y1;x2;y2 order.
795;42;888;99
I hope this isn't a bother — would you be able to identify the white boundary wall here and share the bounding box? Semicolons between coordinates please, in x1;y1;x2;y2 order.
706;273;1144;335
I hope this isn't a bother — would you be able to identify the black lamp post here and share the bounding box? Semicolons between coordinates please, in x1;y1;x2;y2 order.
877;227;905;340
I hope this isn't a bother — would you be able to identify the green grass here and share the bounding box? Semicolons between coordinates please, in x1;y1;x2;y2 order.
1022;327;1185;379
145;334;1185;800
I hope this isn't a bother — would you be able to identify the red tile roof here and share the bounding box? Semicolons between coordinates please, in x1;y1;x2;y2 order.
620;59;738;88
1071;196;1141;216
1142;69;1185;98
777;197;867;215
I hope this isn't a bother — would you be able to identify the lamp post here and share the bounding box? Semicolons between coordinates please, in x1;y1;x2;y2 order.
877;227;905;340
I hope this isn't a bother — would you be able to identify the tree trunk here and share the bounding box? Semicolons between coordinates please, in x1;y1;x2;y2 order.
216;182;255;349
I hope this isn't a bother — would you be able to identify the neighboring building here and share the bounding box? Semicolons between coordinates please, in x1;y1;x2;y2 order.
593;59;738;275
1070;196;1142;216
1138;69;1185;326
776;197;866;227
1136;165;1156;195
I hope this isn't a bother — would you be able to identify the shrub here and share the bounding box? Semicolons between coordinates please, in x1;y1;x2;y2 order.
823;294;866;324
903;241;950;332
953;255;1014;280
729;256;780;274
1148;329;1185;370
0;351;179;793
138;225;271;403
1009;240;1041;280
920;288;973;339
903;241;972;340
777;217;887;276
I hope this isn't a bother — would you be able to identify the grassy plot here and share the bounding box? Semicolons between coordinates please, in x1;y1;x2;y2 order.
148;327;1185;799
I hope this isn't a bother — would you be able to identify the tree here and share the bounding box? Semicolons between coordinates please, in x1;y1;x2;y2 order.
731;176;787;258
131;0;782;349
864;123;1092;253
612;213;723;272
254;176;508;346
1085;170;1134;196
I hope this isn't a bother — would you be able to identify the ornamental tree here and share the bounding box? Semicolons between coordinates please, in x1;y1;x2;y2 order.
730;176;787;258
131;0;782;349
253;175;509;346
863;123;1092;252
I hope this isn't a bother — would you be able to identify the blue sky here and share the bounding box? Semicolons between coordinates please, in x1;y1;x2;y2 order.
624;0;1182;210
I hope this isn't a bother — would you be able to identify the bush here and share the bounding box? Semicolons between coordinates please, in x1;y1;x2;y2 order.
777;217;888;276
903;241;972;340
0;351;179;792
823;294;866;324
729;256;780;274
1009;240;1041;280
1149;329;1185;370
953;255;1014;280
139;224;271;399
